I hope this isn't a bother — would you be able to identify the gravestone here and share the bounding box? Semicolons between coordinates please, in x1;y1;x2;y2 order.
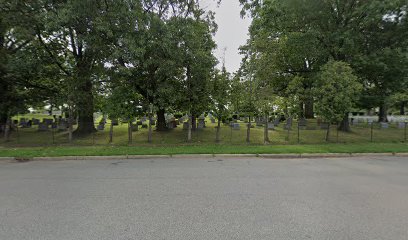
197;118;206;129
398;122;406;129
273;118;280;126
299;118;307;126
19;118;29;128
232;123;240;130
38;123;49;131
284;118;293;130
183;122;189;130
267;123;275;130
131;124;138;132
97;124;105;131
111;119;119;126
58;120;68;131
320;123;329;130
43;119;53;125
32;118;40;125
51;123;58;129
380;122;389;129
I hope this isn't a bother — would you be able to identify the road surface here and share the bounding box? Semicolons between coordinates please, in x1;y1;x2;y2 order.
1;156;408;239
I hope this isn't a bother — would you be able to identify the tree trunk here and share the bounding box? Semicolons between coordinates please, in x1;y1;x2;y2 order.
109;120;114;143
156;108;167;131
0;113;7;133
128;122;132;144
148;113;153;143
264;114;269;144
304;98;314;119
246;116;251;144
338;112;351;132
74;77;96;136
298;102;305;119
3;118;11;142
378;104;388;122
400;102;406;115
326;123;331;142
68;108;73;143
187;115;192;142
192;115;197;131
215;117;221;143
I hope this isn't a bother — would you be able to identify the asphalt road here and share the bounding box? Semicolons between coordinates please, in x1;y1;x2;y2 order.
1;156;408;240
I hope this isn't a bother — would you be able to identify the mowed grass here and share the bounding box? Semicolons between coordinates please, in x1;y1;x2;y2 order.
0;143;407;158
0;115;406;157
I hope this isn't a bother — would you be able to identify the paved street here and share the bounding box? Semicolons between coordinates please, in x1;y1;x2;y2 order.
1;156;408;240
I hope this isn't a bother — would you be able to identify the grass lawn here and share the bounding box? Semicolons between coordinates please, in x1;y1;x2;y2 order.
0;143;407;158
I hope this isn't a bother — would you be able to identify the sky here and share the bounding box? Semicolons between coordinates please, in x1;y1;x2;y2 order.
201;0;252;73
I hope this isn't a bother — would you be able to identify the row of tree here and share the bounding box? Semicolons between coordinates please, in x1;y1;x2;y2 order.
1;0;407;143
239;0;408;132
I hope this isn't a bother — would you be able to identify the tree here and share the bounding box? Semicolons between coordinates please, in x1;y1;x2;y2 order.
240;0;408;129
104;81;143;144
314;61;362;141
210;67;231;143
0;0;59;137
34;0;120;135
111;0;216;132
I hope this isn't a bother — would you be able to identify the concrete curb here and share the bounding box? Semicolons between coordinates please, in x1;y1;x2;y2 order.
259;154;301;158
301;153;353;158
0;157;16;162
1;153;407;162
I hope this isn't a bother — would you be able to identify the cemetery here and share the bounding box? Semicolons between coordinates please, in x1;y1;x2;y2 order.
1;0;407;155
1;112;406;147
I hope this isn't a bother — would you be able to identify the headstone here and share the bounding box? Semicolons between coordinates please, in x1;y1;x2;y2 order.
51;123;58;129
232;123;240;130
43;119;53;125
31;118;40;125
131;124;138;132
299;118;307;127
268;122;275;130
32;118;40;125
398;122;406;129
97;124;105;131
284;118;293;130
38;123;49;131
58;120;68;130
197;118;206;129
19;118;29;128
183;122;189;130
320;123;329;130
380;122;389;129
273;118;280;126
111;119;119;126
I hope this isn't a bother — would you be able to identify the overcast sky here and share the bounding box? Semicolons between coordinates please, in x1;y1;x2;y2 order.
202;0;252;73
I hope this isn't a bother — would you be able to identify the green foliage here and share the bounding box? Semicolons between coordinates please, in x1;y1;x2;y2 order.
314;61;362;123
